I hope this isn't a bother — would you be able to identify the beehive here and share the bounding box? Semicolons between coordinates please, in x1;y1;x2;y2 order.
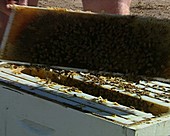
0;62;169;136
1;63;168;116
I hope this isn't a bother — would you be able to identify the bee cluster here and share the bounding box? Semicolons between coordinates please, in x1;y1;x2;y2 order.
13;9;170;78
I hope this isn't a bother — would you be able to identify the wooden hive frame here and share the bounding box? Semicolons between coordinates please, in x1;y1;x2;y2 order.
1;6;170;78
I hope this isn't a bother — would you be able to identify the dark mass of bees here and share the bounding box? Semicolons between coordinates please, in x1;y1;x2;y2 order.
2;7;170;78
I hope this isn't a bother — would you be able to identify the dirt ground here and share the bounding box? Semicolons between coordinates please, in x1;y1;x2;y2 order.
38;0;170;19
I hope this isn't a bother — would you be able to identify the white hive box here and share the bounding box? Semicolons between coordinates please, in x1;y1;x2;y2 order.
0;62;169;136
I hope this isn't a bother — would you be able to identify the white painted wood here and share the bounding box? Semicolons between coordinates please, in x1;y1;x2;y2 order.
0;86;6;136
129;116;170;136
0;81;170;136
0;85;135;136
0;66;169;136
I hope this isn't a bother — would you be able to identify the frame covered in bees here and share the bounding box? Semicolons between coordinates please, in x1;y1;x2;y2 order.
1;6;170;78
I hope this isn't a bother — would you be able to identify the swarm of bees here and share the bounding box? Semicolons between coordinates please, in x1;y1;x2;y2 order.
4;7;170;78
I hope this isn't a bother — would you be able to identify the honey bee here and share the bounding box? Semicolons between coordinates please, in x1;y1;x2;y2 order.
11;65;25;74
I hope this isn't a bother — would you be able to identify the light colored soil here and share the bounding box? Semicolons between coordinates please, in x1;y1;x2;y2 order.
131;0;170;19
38;0;170;19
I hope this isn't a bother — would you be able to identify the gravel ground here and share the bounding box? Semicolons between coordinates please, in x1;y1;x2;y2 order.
38;0;170;19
